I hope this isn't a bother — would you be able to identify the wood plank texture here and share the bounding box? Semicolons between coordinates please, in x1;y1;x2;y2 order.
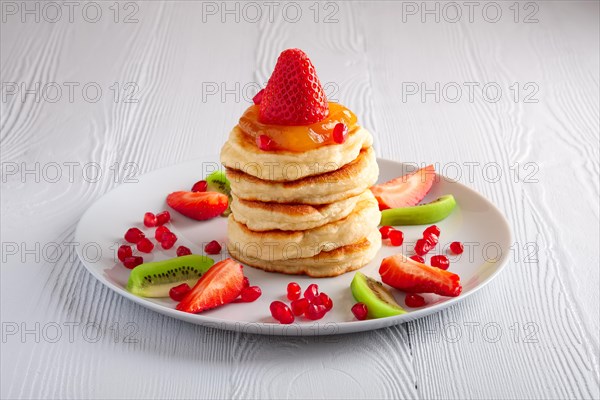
1;1;598;399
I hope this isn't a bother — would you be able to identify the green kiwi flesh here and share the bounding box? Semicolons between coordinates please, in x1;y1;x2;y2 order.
380;194;456;226
127;255;214;297
206;171;230;196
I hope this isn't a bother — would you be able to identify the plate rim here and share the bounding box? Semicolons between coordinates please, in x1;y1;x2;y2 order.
75;156;512;336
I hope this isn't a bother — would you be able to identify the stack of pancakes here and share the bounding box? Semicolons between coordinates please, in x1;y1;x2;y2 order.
220;121;381;277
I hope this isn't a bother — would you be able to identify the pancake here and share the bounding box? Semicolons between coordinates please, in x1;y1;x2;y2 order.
228;228;382;277
220;125;373;182
227;147;378;205
227;191;380;261
230;190;371;232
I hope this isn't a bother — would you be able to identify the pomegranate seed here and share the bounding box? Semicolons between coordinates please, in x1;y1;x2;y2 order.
424;233;438;246
389;230;404;246
137;238;154;253
315;293;333;311
351;303;368;320
410;255;425;263
332;123;348;144
256;134;275;151
117;245;132;262
304;283;319;301
450;241;464;254
144;212;157;227
176;246;192;257
405;294;426;308
424;225;441;238
123;256;143;269
415;238;433;256
252;89;264;105
287;282;301;301
270;301;284;317
291;298;309;316
191;180;208;192
204;240;221;254
169;283;191;301
242;277;250;288
155;226;170;241
278;308;295;324
379;226;394;239
431;255;450;270
270;301;294;324
156;211;171;226
161;232;177;249
124;227;145;244
305;303;327;320
240;286;262;302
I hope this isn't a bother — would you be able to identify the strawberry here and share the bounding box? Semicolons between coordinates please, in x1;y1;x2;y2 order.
176;258;244;314
379;254;462;297
259;48;329;125
166;191;228;221
370;165;436;210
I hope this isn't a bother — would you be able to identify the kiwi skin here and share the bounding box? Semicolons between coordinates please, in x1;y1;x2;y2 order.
127;255;214;298
351;272;406;318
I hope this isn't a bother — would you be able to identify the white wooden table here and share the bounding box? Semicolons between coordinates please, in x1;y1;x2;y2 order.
1;1;599;398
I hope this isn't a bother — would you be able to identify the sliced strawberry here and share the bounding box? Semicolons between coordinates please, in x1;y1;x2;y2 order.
370;165;436;210
259;48;329;125
176;258;244;314
379;254;462;297
166;191;228;221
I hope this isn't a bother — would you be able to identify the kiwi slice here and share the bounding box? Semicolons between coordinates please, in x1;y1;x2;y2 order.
351;272;406;318
206;170;230;196
206;170;231;216
126;255;214;298
380;194;456;226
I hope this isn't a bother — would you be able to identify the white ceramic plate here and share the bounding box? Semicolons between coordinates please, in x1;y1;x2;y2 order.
75;156;511;336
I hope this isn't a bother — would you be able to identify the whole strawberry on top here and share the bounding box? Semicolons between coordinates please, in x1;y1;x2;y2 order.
259;48;329;125
239;48;360;152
